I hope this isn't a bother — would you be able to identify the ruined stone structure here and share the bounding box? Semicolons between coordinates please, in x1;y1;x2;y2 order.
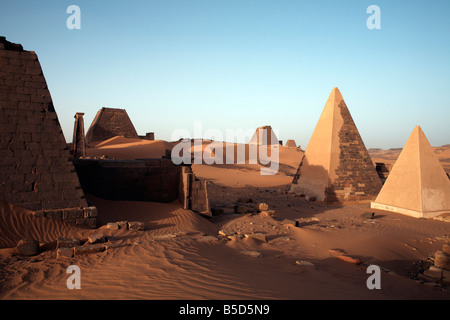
72;112;86;158
375;162;391;184
371;126;450;218
86;107;139;144
0;37;96;227
139;132;155;141
74;159;210;216
290;87;382;202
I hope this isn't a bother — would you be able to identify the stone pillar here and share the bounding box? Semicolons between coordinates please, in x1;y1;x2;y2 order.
73;112;86;158
146;132;155;140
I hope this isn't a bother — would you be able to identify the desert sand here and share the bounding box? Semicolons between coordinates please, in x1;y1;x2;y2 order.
1;137;450;300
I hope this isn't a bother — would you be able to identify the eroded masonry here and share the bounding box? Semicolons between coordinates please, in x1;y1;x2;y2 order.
0;37;97;227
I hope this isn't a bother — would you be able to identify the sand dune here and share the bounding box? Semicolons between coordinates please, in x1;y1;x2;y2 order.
1;137;450;300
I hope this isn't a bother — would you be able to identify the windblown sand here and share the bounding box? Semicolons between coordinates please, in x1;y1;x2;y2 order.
1;138;449;300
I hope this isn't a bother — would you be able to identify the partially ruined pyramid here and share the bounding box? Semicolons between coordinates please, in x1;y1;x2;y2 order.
290;87;382;202
249;125;279;145
86;107;139;144
285;139;297;148
371;126;450;218
0;37;96;227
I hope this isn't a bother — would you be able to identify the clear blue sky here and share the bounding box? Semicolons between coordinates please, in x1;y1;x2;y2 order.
1;0;449;149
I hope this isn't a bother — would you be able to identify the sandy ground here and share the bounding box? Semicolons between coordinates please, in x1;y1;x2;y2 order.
1;137;449;300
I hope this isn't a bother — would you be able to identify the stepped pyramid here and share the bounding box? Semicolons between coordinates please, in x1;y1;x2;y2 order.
371;126;450;218
289;87;382;202
0;37;96;227
86;107;138;144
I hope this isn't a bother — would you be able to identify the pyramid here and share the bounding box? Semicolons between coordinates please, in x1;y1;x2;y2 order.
285;139;297;148
371;126;450;218
249;125;279;145
289;87;382;202
0;37;96;227
86;107;138;144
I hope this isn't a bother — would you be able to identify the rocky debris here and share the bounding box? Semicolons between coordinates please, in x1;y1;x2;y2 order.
435;250;450;270
236;197;253;204
128;221;145;231
74;244;105;256
244;233;267;242
57;237;81;248
104;243;130;250
106;222;120;230
281;219;298;227
257;203;269;211
154;234;177;241
305;195;316;202
15;239;39;256
240;250;262;258
295;260;315;268
57;247;74;258
360;212;376;219
105;220;145;231
87;232;106;244
259;210;276;218
218;229;234;237
227;234;244;241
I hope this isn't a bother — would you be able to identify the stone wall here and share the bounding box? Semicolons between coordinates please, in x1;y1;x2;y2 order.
0;37;96;227
74;158;210;215
74;158;181;203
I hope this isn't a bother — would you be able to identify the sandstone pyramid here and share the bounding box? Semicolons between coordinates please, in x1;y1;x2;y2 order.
371;126;450;218
289;87;382;202
86;107;139;144
249;125;279;146
285;139;297;148
0;37;96;227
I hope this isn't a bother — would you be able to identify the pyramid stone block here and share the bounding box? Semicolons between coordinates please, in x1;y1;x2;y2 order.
290;87;382;202
371;126;450;218
0;37;95;227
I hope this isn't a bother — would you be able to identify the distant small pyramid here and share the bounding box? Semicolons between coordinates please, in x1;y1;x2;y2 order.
86;107;138;144
249;125;279;146
371;126;450;218
285;139;297;148
290;87;382;202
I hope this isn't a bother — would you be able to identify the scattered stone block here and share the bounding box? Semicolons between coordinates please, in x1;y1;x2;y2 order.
257;203;269;211
296;260;315;268
240;250;262;258
234;204;252;214
423;266;443;280
281;219;298;227
360;212;375;219
16;239;39;256
434;251;450;270
104;243;130;250
74;244;105;256
57;237;80;248
244;233;267;242
442;244;450;256
117;221;128;229
88;232;106;244
57;247;74;258
128;221;145;231
218;230;234;237
106;222;119;230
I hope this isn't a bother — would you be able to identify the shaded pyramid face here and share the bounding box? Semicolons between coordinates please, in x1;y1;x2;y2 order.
86;107;139;144
371;126;450;218
290;87;382;202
